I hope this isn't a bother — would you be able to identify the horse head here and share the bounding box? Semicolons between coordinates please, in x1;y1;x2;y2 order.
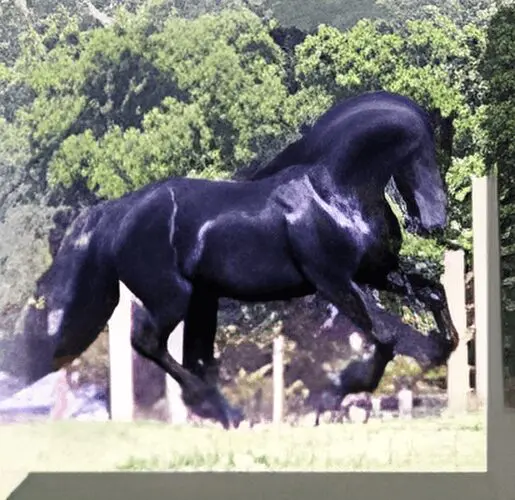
237;91;448;238
389;103;448;237
313;92;448;237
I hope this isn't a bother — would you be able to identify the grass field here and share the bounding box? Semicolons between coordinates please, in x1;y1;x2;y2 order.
0;413;486;497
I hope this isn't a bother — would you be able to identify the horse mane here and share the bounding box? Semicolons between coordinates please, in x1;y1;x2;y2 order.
234;91;435;183
233;123;313;182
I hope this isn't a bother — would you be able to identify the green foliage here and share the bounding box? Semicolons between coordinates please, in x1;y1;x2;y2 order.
0;117;32;216
295;17;467;113
0;0;501;397
0;203;55;312
0;115;59;315
147;9;292;169
375;0;498;29
13;7;296;199
479;4;515;378
268;0;386;33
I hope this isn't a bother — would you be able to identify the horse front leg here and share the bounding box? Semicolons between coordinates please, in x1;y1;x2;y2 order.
315;332;393;427
182;288;244;428
302;273;389;427
404;273;459;352
301;263;375;340
316;285;452;426
382;271;459;354
359;286;455;368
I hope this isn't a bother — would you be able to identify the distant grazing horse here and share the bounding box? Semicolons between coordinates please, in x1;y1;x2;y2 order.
21;90;457;430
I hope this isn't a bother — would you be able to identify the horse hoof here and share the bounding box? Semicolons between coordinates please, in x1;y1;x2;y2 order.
229;407;245;429
216;404;243;430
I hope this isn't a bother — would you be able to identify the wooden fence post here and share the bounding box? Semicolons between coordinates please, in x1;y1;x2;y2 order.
50;368;71;420
441;249;470;414
472;175;493;410
107;281;134;421
273;335;284;425
398;387;413;419
166;322;188;424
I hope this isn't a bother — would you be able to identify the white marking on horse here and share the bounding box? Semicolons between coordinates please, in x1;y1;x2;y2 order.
349;331;364;353
304;177;370;235
283;176;372;240
285;200;307;224
184;219;216;273
165;186;192;291
196;220;215;254
322;304;339;330
73;231;92;249
47;308;64;337
167;187;177;247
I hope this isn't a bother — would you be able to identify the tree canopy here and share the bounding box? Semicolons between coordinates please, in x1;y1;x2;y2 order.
479;3;515;379
0;0;508;385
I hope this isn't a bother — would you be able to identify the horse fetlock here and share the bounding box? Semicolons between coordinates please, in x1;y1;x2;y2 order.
182;383;215;406
182;384;240;429
420;329;456;367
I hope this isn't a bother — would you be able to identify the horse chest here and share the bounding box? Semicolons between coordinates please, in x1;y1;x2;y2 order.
287;193;375;255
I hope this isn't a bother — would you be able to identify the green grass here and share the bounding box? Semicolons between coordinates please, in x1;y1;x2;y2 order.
0;412;485;487
0;413;487;497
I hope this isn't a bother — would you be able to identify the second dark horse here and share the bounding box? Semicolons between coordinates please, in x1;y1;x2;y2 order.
21;91;458;429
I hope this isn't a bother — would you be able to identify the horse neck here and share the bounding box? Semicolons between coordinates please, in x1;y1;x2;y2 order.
330;158;398;201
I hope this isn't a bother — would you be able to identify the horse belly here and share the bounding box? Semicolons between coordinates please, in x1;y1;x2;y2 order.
191;225;307;300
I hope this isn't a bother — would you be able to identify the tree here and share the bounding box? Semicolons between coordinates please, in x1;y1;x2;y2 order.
375;0;497;29
479;3;515;379
12;7;296;200
267;0;385;33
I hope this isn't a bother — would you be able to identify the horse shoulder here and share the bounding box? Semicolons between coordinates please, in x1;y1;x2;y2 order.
271;177;312;225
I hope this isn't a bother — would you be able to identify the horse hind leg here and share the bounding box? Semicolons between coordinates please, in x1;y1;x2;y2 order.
130;309;236;430
182;288;244;427
304;264;375;339
125;277;239;429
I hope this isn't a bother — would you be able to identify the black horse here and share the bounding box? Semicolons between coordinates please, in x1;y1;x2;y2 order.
234;91;459;424
20;90;455;429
